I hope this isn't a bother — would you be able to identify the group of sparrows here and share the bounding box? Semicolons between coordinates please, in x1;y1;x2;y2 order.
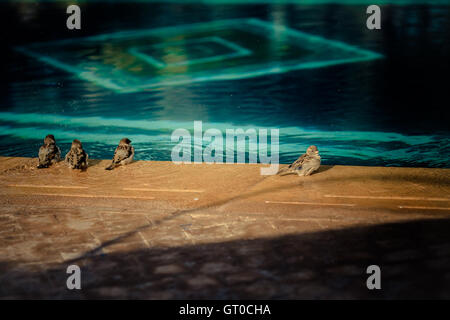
37;134;134;171
37;134;321;176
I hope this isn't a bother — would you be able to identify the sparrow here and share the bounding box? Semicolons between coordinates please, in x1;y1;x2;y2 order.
278;145;321;176
105;138;134;170
37;134;61;168
64;139;88;169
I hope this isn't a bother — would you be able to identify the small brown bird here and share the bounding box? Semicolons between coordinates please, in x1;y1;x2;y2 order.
278;145;321;176
37;134;61;168
105;138;134;170
64;139;88;169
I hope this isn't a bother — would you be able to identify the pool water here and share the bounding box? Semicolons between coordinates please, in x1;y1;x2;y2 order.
1;2;449;167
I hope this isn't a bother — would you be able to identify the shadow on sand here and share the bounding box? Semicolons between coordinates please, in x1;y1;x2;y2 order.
1;218;450;299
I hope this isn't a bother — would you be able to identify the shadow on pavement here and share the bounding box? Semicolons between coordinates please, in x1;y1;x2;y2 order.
1;218;450;299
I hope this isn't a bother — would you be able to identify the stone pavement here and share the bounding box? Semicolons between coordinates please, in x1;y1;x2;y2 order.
0;157;449;299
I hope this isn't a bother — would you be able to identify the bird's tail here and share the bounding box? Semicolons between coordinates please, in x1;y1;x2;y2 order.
277;166;294;176
105;163;115;170
278;169;296;176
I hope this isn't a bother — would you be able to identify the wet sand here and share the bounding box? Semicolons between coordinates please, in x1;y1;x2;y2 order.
0;156;449;299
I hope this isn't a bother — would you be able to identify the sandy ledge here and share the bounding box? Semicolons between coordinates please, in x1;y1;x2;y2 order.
0;156;449;299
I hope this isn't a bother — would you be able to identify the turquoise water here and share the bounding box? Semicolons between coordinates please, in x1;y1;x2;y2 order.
16;18;383;92
1;2;449;167
0;111;446;166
